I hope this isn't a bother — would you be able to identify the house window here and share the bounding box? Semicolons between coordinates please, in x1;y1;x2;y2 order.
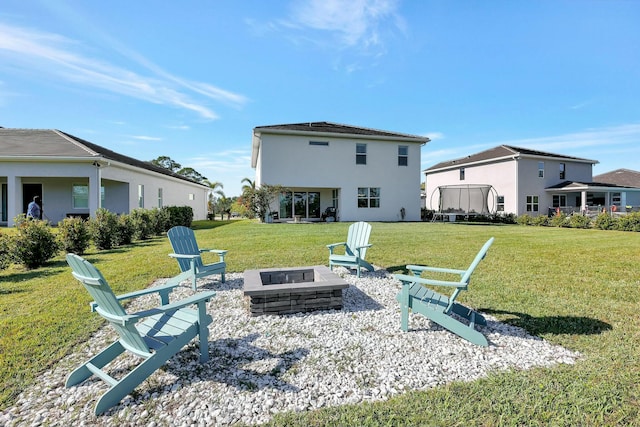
358;187;380;208
460;168;465;180
158;188;163;208
356;143;367;165
188;193;195;201
72;184;104;208
552;194;567;207
332;189;339;210
398;145;408;166
538;162;544;178
138;185;144;208
309;141;329;146
497;195;505;212
559;163;566;180
72;184;89;209
526;195;539;212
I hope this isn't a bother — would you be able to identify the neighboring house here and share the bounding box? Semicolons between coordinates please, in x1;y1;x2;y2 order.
0;128;209;227
424;145;640;216
594;168;640;188
251;122;430;222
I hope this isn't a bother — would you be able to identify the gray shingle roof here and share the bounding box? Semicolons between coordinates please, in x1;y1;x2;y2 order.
593;168;640;188
426;145;597;172
0;128;205;186
254;121;429;142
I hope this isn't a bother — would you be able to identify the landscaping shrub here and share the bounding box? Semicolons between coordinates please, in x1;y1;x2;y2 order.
90;208;118;250
11;215;61;269
0;232;12;270
568;214;592;229
114;214;135;246
616;211;640;232
149;207;171;235
130;209;153;240
57;217;91;255
549;212;569;227
516;214;533;226
532;215;549;226
594;212;618;230
163;206;193;228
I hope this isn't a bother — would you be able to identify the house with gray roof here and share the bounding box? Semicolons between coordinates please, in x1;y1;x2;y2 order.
1;128;209;227
251;122;430;222
424;145;640;217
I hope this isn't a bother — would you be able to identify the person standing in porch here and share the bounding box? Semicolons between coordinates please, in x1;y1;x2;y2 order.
26;195;42;220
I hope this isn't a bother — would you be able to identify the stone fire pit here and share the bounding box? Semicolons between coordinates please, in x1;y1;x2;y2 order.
243;265;349;316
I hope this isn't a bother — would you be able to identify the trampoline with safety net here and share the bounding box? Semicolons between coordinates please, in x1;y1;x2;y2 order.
429;184;497;221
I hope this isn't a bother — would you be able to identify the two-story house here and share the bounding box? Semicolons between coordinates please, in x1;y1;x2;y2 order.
424;145;640;216
251;122;430;222
0;128;209;227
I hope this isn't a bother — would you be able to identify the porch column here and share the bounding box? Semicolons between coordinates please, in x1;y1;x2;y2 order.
6;174;22;227
581;190;587;214
88;163;101;218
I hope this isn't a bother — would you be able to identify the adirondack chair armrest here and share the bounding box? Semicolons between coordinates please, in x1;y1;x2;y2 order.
200;249;227;262
326;242;346;254
169;253;199;260
395;273;467;289
115;291;217;325
406;264;467;277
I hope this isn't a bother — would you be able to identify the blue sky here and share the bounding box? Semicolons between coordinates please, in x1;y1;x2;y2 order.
1;0;639;196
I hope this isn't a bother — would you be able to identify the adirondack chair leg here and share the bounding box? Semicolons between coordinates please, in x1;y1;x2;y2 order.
427;309;489;347
66;341;126;388
400;283;410;332
197;301;210;363
94;325;201;415
221;272;225;283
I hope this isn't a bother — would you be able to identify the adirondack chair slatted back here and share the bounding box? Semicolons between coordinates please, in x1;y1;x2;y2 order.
346;221;372;259
168;226;204;272
460;237;494;286
66;254;151;356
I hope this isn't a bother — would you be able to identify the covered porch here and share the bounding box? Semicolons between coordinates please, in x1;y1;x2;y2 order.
545;181;640;217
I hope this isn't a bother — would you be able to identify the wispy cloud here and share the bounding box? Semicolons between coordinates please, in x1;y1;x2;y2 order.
258;0;403;58
0;22;248;119
129;135;162;141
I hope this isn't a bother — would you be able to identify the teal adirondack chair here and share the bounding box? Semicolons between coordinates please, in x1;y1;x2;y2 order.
65;253;215;415
394;237;494;346
167;225;227;290
327;221;374;277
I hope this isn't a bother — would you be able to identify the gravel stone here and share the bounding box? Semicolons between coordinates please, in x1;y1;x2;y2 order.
0;267;581;426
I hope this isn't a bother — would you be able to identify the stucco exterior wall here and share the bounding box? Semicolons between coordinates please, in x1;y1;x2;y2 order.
1;159;208;225
256;133;423;221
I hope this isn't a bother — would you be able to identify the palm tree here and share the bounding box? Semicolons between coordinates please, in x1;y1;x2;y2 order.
203;181;223;219
241;177;255;193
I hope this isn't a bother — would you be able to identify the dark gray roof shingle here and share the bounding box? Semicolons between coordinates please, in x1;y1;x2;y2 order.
0;128;205;186
426;144;597;171
254;121;429;142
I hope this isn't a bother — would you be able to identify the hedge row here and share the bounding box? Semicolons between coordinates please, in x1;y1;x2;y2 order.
0;206;193;270
517;212;640;231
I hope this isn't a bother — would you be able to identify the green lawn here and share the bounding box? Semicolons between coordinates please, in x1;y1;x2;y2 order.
1;220;638;426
